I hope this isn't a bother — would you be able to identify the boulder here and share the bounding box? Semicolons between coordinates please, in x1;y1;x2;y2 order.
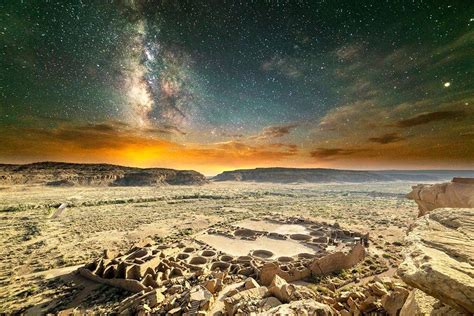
399;289;437;316
224;286;269;315
268;275;317;304
244;277;260;290
381;287;409;316
270;275;287;289
117;289;165;314
398;208;474;314
204;278;222;294
407;178;474;217
259;297;282;310
369;281;388;297
189;285;214;311
359;295;381;313
260;299;337;315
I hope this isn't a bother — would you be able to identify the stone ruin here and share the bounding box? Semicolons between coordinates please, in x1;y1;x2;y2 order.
78;217;369;314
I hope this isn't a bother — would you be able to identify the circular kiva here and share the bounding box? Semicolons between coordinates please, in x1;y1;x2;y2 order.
183;247;195;253
211;261;230;271
310;230;325;237
177;253;190;260
189;256;207;265
219;255;234;262
290;234;312;241
297;253;316;259
201;250;217;257
277;256;294;263
236;255;252;262
251;249;274;259
234;229;256;237
313;236;328;243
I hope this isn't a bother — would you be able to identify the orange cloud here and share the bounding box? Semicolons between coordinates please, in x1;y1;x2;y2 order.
0;122;301;175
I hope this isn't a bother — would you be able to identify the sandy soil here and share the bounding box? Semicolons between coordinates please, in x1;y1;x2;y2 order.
196;234;318;257
234;219;311;234
0;181;419;313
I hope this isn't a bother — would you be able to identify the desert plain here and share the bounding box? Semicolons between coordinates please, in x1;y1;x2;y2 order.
0;181;417;314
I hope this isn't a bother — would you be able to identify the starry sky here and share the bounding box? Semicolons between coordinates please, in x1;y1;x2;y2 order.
1;0;473;174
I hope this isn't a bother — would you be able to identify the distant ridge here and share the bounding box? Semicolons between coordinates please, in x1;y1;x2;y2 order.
0;161;207;186
212;167;474;183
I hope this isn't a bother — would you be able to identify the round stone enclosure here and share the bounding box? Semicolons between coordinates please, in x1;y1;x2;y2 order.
183;247;196;253
189;256;207;265
236;255;252;262
177;253;190;260
313;236;328;243
297;253;316;259
290;234;312;241
310;230;325;237
252;249;274;259
219;255;234;262
234;229;256;237
277;256;294;263
211;261;230;271
201;250;217;257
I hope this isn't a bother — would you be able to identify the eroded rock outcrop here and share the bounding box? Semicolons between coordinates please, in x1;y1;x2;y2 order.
407;178;474;217
0;162;207;186
398;208;474;314
213;167;473;183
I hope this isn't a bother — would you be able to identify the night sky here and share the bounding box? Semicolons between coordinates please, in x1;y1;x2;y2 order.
1;1;473;174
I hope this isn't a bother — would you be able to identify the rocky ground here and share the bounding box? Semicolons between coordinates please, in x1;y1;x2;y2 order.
0;181;451;314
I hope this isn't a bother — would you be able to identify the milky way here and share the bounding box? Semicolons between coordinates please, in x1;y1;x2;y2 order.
117;0;203;130
1;1;473;172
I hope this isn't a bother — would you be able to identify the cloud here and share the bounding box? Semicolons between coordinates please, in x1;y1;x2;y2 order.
0;122;301;174
307;97;474;166
309;148;363;160
317;101;384;133
250;123;298;140
368;132;405;144
220;131;244;138
394;111;465;128
261;56;302;78
211;141;297;159
460;131;474;137
268;143;298;152
142;124;187;136
335;44;363;61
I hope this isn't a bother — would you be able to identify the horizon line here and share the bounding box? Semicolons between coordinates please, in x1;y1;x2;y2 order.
2;160;474;177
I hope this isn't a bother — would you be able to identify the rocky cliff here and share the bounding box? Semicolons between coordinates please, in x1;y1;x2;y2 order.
213;168;474;183
407;177;474;217
0;162;207;186
398;208;474;314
